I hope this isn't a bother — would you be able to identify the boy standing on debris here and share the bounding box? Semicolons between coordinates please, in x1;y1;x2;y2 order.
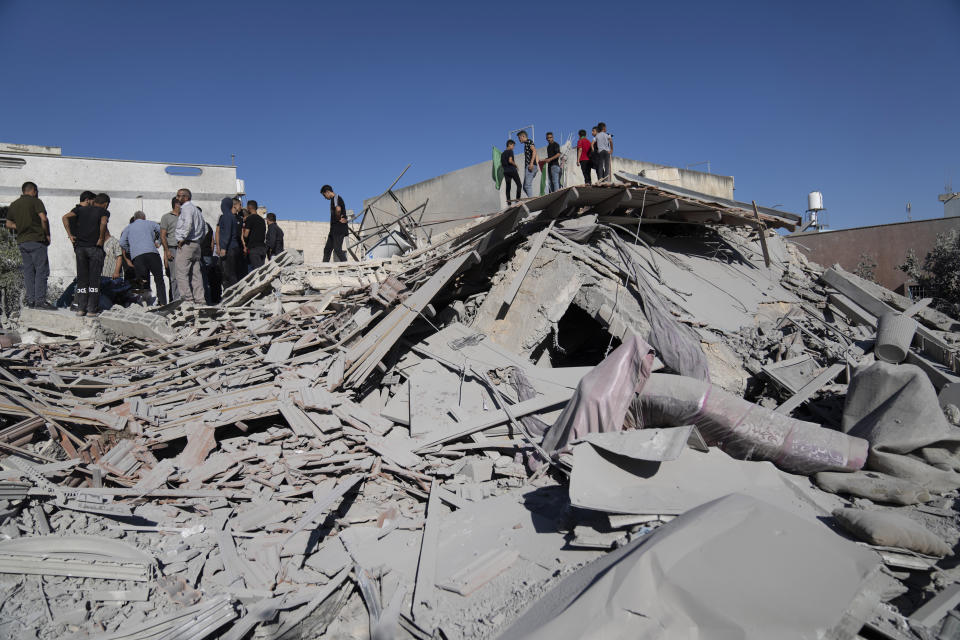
544;132;563;193
174;188;207;304
517;131;539;198
594;122;613;181
265;212;285;260
501;140;522;203
321;185;348;262
5;181;53;310
62;193;109;316
160;197;181;301
120;212;166;305
577;130;593;184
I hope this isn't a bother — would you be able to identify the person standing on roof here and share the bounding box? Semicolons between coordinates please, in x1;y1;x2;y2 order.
62;193;109;316
119;211;166;305
5;181;53;310
594;122;613;181
577;130;593;184
160;196;181;301
321;185;348;262
544;132;563;193
174;188;207;304
517;130;539;198
501;140;522;203
216;197;242;288
265;212;285;260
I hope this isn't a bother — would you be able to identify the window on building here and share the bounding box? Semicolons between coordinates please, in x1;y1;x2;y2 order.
165;165;203;176
908;285;934;300
0;157;26;169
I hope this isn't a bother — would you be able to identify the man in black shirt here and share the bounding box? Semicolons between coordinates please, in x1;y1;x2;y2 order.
501;140;522;203
243;207;268;269
321;185;348;262
62;193;109;315
265;212;285;259
517;130;539;198
544;132;562;193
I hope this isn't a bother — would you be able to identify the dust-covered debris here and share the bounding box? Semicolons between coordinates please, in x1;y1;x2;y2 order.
0;175;958;639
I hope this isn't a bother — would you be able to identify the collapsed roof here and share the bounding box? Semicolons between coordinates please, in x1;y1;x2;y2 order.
0;173;959;639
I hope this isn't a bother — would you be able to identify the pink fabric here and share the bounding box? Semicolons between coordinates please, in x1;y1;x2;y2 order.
541;335;655;455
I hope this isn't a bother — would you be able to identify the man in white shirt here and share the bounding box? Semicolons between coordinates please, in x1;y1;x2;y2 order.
173;188;207;304
594;122;613;181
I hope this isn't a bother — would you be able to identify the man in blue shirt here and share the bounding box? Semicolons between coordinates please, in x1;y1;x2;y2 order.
216;197;242;288
119;212;166;305
174;188;207;304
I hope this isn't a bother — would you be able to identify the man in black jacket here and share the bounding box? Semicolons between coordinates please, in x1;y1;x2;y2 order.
265;212;285;259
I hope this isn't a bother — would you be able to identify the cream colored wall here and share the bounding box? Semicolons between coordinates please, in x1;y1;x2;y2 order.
276;220;361;265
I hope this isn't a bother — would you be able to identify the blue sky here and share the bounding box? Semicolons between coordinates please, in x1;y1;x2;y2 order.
1;0;958;227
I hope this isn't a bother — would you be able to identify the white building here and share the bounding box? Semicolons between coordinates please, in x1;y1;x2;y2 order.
0;142;242;280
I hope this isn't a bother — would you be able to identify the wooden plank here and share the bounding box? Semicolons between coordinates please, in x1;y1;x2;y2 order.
751;201;771;268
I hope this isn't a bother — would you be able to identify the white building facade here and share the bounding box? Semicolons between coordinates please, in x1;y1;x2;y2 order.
0;143;241;280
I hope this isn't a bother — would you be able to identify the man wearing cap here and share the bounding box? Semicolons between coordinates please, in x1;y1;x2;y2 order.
173;188;207;304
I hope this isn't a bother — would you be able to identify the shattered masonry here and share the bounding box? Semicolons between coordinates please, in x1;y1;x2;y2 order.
0;172;959;639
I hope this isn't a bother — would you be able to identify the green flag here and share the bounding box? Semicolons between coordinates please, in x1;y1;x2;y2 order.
540;163;547;196
492;146;503;190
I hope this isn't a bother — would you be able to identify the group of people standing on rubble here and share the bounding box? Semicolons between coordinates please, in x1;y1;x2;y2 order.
500;122;613;203
2;181;287;315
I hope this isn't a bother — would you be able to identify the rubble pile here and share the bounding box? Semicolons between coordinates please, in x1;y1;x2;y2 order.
1;175;959;639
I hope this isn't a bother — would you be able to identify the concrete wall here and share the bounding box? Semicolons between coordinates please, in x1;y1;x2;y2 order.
363;162;501;245
362;150;735;245
941;192;960;218
0;148;238;280
278;220;360;265
788;217;960;294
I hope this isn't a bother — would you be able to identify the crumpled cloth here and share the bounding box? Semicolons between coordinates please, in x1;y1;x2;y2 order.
843;361;960;492
541;334;655;455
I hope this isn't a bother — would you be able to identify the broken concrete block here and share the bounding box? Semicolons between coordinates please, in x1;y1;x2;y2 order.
461;459;493;483
98;307;175;342
19;307;94;338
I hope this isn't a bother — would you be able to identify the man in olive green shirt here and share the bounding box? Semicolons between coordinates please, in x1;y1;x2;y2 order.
4;181;53;309
160;197;181;301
